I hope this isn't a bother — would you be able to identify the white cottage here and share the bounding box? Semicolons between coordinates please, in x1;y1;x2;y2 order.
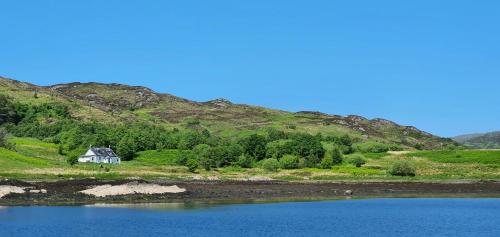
78;146;121;164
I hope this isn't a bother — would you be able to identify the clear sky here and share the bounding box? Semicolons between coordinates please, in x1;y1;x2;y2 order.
1;0;499;137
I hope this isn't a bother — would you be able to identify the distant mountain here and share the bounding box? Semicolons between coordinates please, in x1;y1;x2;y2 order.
452;133;485;143
454;131;500;149
0;76;456;149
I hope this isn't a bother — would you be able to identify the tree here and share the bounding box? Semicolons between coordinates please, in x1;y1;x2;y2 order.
67;155;78;166
287;133;325;166
178;131;204;150
58;144;65;155
331;147;343;165
237;154;253;168
240;134;267;160
262;158;280;172
0;95;18;125
66;148;86;166
0;129;8;148
320;156;333;169
279;155;299;169
117;135;137;161
265;140;291;159
186;158;199;173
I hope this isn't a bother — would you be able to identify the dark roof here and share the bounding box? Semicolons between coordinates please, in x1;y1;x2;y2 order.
91;148;118;157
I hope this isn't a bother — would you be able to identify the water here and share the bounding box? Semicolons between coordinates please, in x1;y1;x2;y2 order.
1;198;499;237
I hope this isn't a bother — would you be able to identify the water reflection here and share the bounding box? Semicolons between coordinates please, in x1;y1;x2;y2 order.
84;202;222;211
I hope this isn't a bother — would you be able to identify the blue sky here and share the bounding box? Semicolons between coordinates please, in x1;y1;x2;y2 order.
1;0;499;137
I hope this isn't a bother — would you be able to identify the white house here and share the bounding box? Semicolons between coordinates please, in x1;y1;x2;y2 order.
78;146;121;164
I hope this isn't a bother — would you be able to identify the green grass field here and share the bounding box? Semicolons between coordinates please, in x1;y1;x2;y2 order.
407;150;500;165
1;137;499;181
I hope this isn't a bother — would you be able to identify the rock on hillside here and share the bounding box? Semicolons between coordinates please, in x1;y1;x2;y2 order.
0;76;456;149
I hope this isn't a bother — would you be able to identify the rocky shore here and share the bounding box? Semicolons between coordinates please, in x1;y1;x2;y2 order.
1;179;499;206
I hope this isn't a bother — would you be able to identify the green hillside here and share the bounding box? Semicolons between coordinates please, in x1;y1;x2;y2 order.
0;76;455;148
2;76;481;181
454;131;500;149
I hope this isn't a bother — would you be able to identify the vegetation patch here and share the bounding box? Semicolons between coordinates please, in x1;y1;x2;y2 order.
408;150;500;165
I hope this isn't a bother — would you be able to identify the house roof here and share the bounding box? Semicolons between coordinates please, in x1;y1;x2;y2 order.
90;147;118;157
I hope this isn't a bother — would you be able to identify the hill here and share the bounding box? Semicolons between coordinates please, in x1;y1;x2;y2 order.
0;76;455;150
454;131;500;149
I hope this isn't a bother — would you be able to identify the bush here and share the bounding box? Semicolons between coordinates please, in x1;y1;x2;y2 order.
353;141;390;153
347;154;366;167
237;154;253;168
279;155;299;169
331;147;343;165
186;158;199;173
66;154;79;166
0;129;8;148
66;148;86;166
320;156;333;169
262;158;280;172
177;150;194;166
388;161;416;176
198;156;212;171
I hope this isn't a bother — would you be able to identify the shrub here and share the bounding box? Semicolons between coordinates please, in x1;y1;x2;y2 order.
66;154;79;166
331;147;343;165
347;154;366;167
66;148;86;166
262;158;280;172
186;158;199;173
198;156;212;171
237;154;253;168
279;155;299;169
177;150;196;166
58;144;65;155
388;161;416;176
297;158;307;169
320;156;333;169
0;129;8;148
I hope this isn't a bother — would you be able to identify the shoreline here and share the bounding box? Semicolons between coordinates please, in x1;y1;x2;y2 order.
1;179;499;206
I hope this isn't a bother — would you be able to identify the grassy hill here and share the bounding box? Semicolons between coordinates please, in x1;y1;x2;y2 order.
454;131;500;149
0;76;455;150
6;76;491;181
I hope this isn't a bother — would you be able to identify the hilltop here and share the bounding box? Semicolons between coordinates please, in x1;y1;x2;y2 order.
0;76;454;150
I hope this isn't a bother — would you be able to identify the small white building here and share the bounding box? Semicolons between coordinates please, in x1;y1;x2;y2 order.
78;146;121;164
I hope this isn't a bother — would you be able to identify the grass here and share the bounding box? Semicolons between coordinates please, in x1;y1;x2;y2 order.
132;149;181;166
407;150;500;165
1;137;500;181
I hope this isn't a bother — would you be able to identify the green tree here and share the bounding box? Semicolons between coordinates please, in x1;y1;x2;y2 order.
320;156;333;169
58;144;65;155
66;148;86;166
279;154;299;169
331;147;343;165
262;158;280;172
117;135;137;161
178;131;204;150
186;158;199;173
287;133;325;166
0;95;18;125
237;154;253;168
240;134;267;160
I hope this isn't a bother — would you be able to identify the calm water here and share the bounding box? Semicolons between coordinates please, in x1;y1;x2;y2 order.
0;198;499;237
